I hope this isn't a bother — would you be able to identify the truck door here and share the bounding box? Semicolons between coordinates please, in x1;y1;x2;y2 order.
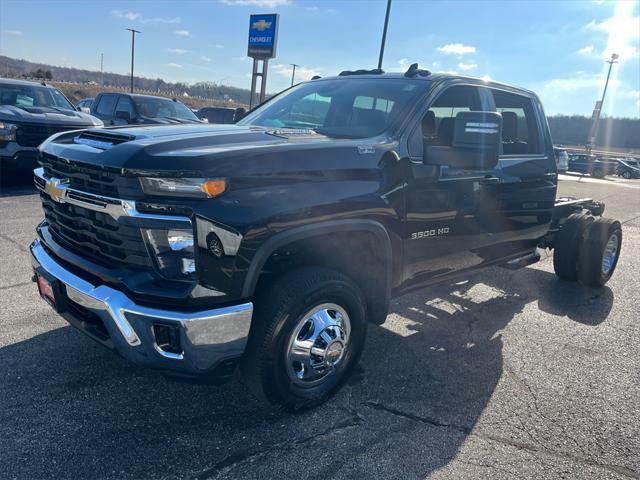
402;84;502;288
480;87;557;259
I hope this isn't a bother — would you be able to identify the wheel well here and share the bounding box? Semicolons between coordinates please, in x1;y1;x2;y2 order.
254;230;390;324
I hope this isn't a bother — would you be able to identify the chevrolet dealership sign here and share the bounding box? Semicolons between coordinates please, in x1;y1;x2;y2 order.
247;13;279;59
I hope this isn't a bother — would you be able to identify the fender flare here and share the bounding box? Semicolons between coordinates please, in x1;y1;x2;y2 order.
241;219;393;301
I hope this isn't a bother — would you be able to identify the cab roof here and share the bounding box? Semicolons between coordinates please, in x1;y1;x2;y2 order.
0;77;56;88
314;71;537;97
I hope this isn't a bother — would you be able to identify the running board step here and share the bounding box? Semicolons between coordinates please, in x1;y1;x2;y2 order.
501;249;541;270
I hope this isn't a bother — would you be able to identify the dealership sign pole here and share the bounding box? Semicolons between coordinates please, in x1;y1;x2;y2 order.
247;14;279;109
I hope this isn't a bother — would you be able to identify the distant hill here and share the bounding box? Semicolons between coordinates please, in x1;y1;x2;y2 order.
0;55;252;104
548;115;639;152
1;55;638;151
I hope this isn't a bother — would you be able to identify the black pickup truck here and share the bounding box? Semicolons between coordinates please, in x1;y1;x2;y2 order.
30;66;623;411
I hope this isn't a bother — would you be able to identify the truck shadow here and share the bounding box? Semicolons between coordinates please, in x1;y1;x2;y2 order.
0;265;613;479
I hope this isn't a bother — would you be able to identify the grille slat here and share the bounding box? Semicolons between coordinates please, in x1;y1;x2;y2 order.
41;194;152;270
16;124;82;148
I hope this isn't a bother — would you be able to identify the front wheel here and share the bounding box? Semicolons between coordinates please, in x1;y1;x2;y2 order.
241;267;367;411
622;171;632;179
592;168;605;179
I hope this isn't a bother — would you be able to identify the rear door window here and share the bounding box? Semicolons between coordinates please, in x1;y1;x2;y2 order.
490;89;542;155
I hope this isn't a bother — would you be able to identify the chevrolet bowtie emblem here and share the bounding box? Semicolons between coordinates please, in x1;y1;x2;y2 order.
252;19;272;31
44;177;69;203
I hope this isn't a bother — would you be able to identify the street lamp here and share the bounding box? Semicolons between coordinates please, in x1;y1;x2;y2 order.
290;63;299;86
587;53;619;151
126;28;141;93
377;0;392;70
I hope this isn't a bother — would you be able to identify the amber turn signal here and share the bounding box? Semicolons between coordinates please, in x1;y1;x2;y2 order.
203;179;227;198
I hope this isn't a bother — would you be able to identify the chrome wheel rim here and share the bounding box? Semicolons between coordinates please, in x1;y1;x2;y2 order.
285;303;351;387
601;233;618;275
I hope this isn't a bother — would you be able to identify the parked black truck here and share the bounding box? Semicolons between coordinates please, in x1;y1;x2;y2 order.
0;78;102;173
30;67;623;410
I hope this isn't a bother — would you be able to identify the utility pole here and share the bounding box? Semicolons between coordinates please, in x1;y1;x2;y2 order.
100;53;104;86
587;53;618;152
377;0;392;70
126;28;141;93
290;63;299;86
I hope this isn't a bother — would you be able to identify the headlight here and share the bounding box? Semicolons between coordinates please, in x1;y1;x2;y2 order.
140;177;227;198
0;121;17;141
144;228;196;279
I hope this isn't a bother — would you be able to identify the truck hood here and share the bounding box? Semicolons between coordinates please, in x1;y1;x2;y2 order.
0;104;102;127
40;124;383;176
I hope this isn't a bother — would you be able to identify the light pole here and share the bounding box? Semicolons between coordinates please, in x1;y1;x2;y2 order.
377;0;392;70
290;63;299;86
587;53;619;151
100;53;104;86
126;28;141;93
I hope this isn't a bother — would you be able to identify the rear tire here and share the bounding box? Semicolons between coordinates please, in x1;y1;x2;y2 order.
622;171;632;179
553;213;593;281
241;267;367;411
577;218;622;287
592;168;605;179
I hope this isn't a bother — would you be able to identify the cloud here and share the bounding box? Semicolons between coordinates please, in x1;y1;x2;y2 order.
210;44;224;49
437;43;476;55
220;0;290;7
111;10;180;24
273;63;321;82
577;45;595;55
200;55;212;62
3;30;23;36
167;63;183;68
305;5;337;14
167;48;187;54
544;71;620;92
584;3;639;60
457;62;477;71
174;30;191;37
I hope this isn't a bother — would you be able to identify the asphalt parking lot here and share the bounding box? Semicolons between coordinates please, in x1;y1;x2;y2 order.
1;173;639;480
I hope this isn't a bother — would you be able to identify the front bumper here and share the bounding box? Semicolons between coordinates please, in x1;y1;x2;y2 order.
30;239;253;378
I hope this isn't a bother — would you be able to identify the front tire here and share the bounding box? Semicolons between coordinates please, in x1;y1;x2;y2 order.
241;267;367;411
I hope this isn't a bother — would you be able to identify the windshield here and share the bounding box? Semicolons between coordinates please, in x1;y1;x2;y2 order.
238;78;426;139
133;97;199;121
0;83;75;110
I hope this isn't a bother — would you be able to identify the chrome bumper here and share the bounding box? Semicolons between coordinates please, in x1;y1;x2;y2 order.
30;239;253;376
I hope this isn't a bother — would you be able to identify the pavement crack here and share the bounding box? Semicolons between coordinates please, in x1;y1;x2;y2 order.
194;412;364;480
0;233;28;253
364;401;639;479
0;281;33;290
364;400;472;435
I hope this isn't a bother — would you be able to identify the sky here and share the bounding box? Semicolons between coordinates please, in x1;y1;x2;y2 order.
0;0;639;118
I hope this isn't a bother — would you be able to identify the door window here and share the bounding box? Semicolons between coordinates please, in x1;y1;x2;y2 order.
95;95;117;116
409;85;482;158
490;89;542;155
115;96;136;119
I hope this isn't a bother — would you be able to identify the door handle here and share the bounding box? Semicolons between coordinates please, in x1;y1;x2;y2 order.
479;176;500;185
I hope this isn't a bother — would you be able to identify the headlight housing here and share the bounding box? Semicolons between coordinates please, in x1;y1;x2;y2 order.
0;121;17;142
144;228;195;279
140;177;227;198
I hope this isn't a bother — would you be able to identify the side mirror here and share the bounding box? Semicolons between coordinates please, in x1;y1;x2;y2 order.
234;107;247;122
115;111;131;123
424;111;502;171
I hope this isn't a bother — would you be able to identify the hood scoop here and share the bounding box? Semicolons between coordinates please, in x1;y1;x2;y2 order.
74;130;137;150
